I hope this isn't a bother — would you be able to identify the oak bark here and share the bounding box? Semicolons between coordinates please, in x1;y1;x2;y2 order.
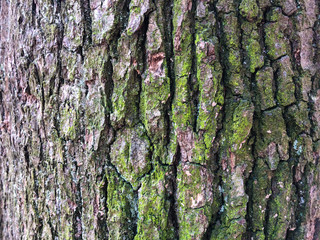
1;0;320;239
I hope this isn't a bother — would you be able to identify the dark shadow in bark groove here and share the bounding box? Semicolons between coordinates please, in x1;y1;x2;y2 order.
170;143;181;240
313;218;320;240
202;2;228;238
159;0;175;146
24;145;30;171
46;206;58;239
244;111;259;237
72;181;83;240
80;0;92;46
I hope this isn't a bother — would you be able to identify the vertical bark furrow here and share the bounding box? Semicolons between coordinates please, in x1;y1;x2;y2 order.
80;0;92;46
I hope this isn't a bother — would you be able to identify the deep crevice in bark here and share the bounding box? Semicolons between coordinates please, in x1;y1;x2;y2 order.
245;70;261;238
72;181;83;240
203;2;228;237
80;0;92;46
159;0;175;147
313;218;320;240
168;143;180;240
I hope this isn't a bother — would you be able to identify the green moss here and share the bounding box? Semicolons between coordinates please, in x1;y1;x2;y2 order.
276;82;296;106
256;108;290;169
134;163;174;239
179;208;211;240
228;73;244;95
222;14;240;50
140;72;170;142
227;50;242;73
177;163;220;239
221;14;246;94
266;7;283;22
106;169;137;240
225;100;254;152
249;158;271;236
172;54;193;129
266;162;295;240
253;231;266;240
285;102;311;138
172;89;193;129
211;99;255;240
246;35;264;73
172;0;194;130
110;35;141;128
111;68;140;127
111;85;126;125
60;222;73;240
211;168;248;239
264;21;287;60
239;0;259;21
274;56;296;106
194;28;224;164
255;67;276;110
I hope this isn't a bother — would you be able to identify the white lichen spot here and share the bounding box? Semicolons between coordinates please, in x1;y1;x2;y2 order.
191;193;205;208
278;182;284;188
185;170;192;177
219;205;225;213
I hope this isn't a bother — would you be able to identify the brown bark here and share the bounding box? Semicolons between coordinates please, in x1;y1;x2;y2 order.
0;0;320;239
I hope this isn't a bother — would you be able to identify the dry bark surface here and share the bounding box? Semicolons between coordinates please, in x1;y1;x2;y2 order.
0;0;320;239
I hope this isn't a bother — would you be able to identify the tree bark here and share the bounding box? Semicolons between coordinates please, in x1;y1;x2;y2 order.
0;0;320;239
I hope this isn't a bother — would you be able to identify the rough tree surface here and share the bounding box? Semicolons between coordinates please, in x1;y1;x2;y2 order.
0;0;320;239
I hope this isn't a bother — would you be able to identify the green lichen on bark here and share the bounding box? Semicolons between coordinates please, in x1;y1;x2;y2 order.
110;124;152;190
1;0;320;239
256;108;290;170
266;162;295;240
134;163;175;240
255;67;276;110
264;8;289;60
176;163;217;239
106;169;137;240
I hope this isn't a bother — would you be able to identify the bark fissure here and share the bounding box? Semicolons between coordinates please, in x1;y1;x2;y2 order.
170;144;181;240
80;0;92;46
161;0;176;147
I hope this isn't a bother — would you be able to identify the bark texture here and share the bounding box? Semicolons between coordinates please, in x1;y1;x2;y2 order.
0;0;320;239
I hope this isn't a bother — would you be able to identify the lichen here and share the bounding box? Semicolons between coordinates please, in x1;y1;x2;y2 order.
110;124;152;190
239;0;260;21
255;67;276;110
106;169;137;240
134;163;174;239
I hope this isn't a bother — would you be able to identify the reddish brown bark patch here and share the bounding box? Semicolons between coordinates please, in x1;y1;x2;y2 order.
148;52;165;73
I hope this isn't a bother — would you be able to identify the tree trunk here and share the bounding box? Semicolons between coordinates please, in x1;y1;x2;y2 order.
1;0;320;239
